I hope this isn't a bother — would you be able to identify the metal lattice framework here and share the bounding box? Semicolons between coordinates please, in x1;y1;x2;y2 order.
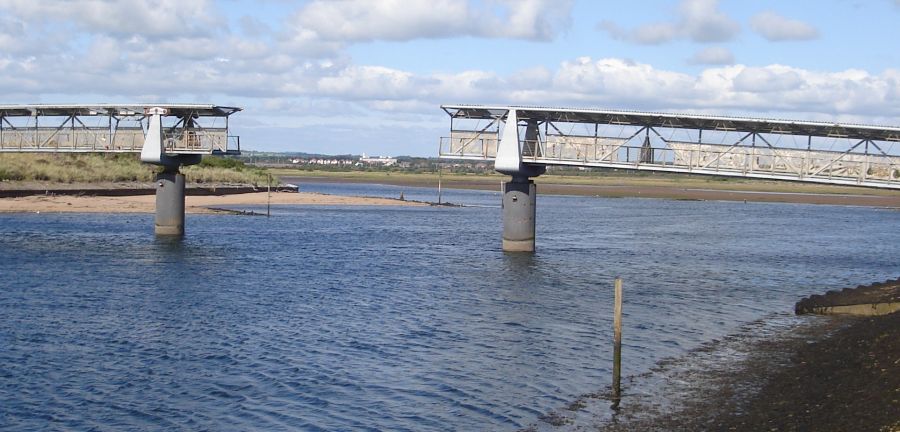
0;104;241;155
441;105;900;189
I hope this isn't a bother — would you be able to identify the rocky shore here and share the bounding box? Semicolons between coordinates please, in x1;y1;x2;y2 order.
796;277;900;316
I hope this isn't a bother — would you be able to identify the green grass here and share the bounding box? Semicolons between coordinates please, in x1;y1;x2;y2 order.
0;153;271;186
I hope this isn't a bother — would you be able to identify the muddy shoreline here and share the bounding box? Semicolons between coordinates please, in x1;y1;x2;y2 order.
530;280;900;432
3;177;899;207
284;175;900;208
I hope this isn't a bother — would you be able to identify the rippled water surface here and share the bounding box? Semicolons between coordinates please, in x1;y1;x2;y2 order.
1;183;898;431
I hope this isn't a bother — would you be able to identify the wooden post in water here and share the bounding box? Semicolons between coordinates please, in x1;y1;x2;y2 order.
267;173;272;218
613;277;623;400
437;164;443;205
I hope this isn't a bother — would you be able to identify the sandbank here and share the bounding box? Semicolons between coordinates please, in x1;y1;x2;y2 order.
0;191;425;214
281;174;900;208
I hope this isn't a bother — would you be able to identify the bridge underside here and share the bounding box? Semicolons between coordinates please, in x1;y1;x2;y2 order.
441;105;900;190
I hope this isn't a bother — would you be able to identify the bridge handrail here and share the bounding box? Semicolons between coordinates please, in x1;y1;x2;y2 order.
438;136;900;187
0;126;234;154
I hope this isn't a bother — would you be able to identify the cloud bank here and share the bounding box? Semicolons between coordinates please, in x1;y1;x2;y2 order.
599;0;740;45
0;0;895;153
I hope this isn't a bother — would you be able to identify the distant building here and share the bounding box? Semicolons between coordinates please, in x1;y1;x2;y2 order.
291;158;353;166
359;153;397;166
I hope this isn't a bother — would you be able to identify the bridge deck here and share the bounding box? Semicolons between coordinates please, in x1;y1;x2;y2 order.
0;104;241;155
440;105;900;189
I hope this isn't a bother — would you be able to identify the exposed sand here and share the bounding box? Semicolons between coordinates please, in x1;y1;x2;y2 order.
0;191;425;214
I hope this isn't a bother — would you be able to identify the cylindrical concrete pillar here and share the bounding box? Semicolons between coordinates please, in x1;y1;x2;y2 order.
155;171;186;236
502;178;537;252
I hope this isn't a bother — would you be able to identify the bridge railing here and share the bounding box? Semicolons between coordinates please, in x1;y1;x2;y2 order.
439;133;499;159
443;133;900;187
524;140;900;187
0;127;142;152
161;128;230;154
0;127;233;154
226;135;241;154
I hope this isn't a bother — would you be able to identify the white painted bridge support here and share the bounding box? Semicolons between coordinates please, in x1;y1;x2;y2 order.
496;109;545;252
502;177;537;252
154;170;186;236
141;107;200;236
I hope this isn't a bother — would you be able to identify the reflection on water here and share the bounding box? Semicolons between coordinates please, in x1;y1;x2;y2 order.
1;187;898;431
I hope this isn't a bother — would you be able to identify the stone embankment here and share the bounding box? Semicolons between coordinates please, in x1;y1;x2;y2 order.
796;278;900;316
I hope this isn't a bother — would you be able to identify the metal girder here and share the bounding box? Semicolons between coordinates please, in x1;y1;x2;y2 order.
0;104;241;118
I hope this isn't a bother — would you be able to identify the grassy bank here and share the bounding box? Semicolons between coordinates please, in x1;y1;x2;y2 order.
0;153;270;186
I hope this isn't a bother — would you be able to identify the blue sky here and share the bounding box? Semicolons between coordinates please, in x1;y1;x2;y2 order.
1;0;899;156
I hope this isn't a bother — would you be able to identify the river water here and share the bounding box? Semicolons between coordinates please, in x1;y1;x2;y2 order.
1;182;898;431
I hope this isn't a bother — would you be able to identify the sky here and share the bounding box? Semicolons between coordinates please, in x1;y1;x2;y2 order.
1;0;899;156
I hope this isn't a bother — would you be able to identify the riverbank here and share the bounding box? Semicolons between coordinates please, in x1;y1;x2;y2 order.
0;190;425;214
4;173;900;208
585;313;900;432
276;171;900;208
531;281;900;432
0;153;269;185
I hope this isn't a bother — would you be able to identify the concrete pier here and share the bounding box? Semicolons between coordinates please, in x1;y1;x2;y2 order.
155;170;186;236
502;178;537;252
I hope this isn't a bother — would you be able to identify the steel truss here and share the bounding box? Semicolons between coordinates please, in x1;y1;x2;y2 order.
0;104;241;155
440;105;900;189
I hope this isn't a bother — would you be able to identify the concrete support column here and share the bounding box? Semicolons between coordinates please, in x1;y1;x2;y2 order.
502;177;537;252
155;170;186;236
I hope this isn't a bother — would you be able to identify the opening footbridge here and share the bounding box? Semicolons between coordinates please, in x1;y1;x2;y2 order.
0;104;242;235
440;105;900;251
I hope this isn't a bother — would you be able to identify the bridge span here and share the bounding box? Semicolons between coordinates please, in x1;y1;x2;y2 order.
1;104;241;235
440;105;900;251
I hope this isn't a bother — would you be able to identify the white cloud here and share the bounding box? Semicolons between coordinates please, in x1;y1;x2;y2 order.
0;16;27;53
732;66;804;92
0;0;224;39
239;15;271;37
2;43;898;123
750;11;819;41
282;0;573;54
599;0;739;45
0;0;896;154
290;0;470;42
317;65;432;100
599;21;678;45
551;58;696;104
431;59;900;118
679;0;741;42
689;46;735;65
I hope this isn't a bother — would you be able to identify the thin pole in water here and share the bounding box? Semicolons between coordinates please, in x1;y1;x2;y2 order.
437;164;443;205
612;277;623;405
267;173;271;218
